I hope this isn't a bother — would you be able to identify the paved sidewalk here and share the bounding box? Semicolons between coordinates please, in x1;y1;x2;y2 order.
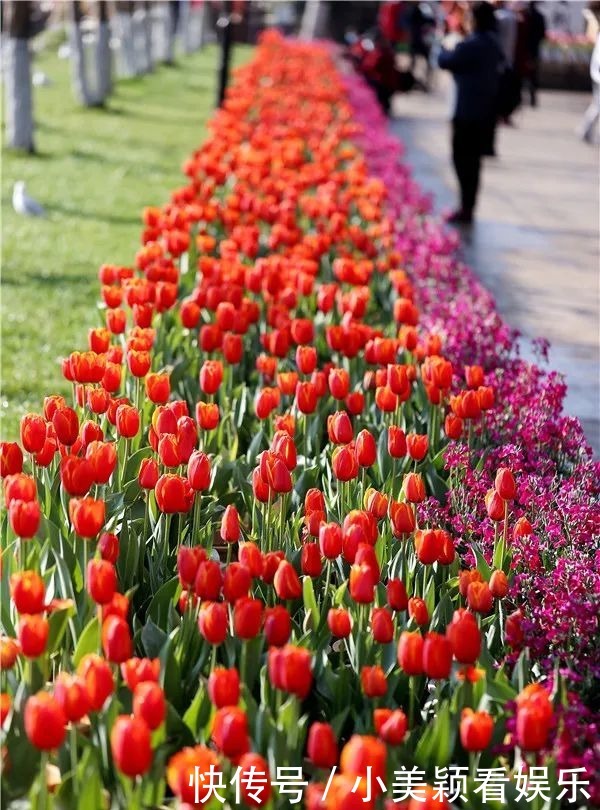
391;80;600;456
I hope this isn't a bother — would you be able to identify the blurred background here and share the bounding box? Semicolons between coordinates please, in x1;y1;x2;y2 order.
1;0;599;451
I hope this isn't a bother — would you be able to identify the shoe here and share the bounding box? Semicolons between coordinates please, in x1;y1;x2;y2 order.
446;209;473;224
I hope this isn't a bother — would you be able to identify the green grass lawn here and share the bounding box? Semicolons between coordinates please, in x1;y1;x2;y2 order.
1;42;251;441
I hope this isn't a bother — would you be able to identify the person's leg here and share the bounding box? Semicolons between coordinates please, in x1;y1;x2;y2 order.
581;84;600;142
451;119;477;220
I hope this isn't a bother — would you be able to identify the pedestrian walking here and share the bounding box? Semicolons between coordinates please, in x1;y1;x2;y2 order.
579;33;600;143
438;2;504;224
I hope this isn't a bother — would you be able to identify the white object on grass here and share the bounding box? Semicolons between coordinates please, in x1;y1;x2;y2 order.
12;181;46;217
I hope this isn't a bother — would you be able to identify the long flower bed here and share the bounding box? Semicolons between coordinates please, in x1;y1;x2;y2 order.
1;33;598;810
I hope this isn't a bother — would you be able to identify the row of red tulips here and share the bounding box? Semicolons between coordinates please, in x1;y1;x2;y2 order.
0;32;594;810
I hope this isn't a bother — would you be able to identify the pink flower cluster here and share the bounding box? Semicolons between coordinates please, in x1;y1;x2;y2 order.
343;68;600;797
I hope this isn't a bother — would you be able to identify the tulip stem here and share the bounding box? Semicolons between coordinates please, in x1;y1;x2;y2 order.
323;561;332;607
408;675;416;729
37;751;48;810
70;723;78;792
502;500;509;546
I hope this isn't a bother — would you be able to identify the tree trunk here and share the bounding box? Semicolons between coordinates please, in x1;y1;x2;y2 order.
164;1;178;64
95;0;112;101
140;1;154;73
300;0;329;40
4;1;35;151
69;0;96;105
179;0;192;54
114;0;137;77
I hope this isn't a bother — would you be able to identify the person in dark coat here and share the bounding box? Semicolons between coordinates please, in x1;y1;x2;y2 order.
438;1;504;223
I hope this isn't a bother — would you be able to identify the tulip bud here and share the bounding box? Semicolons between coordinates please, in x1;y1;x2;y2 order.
361;665;387;697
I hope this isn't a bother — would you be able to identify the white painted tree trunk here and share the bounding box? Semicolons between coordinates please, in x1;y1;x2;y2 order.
179;0;193;54
69;21;95;106
115;11;137;77
141;6;154;72
164;2;176;64
196;2;207;49
4;38;34;151
95;21;112;101
300;0;329;40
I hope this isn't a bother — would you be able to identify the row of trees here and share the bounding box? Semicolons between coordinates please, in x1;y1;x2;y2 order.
3;1;208;152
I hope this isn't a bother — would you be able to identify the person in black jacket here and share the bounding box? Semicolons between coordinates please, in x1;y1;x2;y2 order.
438;2;504;223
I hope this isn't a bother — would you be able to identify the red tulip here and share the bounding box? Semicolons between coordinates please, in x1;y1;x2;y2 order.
355;429;376;467
267;645;313;699
467;581;493;614
24;691;66;750
361;665;387;697
101;615;132;663
133;682;166;730
423;632;452;679
332;444;359;481
199;360;223;395
155;474;194;513
0;442;23;477
374;708;408;745
18;614;49;658
273;560;302;600
264;606;291;647
69;497;105;538
460;708;493;751
495;467;516;500
20;414;46;454
115;405;140;438
406;433;428;461
111;715;153;776
307;722;338;769
220;504;241;543
490;570;509;598
301;543;322;577
403;473;426;503
208;667;240;708
9;499;41;538
397;631;423;675
387;578;408;612
212;706;250;759
145;372;170;404
87;559;117;605
327;607;352;638
446;609;481;664
327;411;353;444
54;673;89;722
198;602;228;645
78;653;114;711
10;571;45;614
371;607;394;644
